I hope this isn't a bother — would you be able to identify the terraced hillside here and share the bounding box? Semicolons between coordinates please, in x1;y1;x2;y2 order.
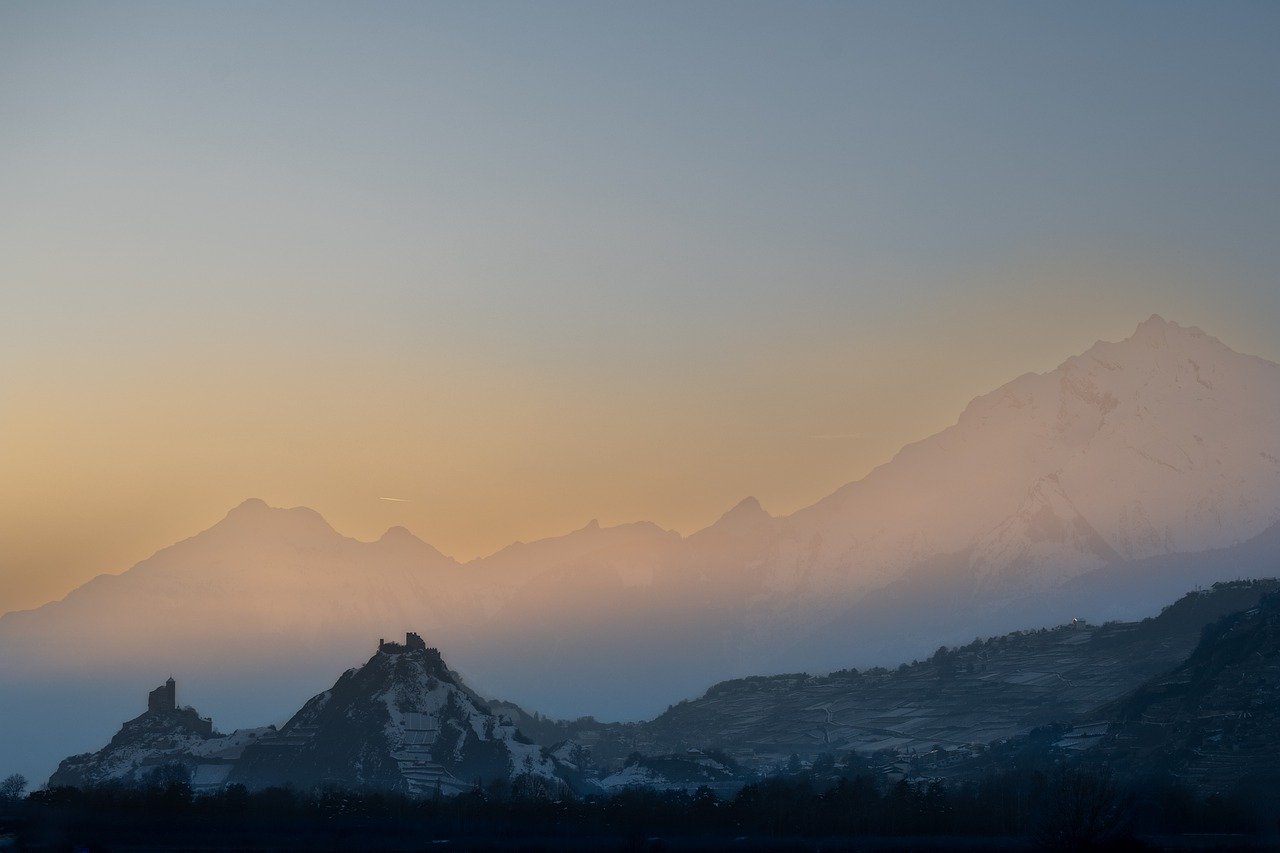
228;633;572;796
1076;591;1280;795
504;580;1280;770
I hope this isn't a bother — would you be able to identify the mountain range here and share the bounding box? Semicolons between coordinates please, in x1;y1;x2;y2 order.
46;580;1280;799
3;315;1279;785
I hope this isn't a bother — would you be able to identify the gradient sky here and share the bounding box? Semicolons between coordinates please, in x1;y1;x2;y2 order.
3;1;1279;613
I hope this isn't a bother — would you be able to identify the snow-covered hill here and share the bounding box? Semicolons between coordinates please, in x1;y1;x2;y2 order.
48;679;270;790
229;633;571;796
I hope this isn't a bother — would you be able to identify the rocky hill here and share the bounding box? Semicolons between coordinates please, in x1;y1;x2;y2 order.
229;633;574;797
503;581;1280;772
48;678;267;791
1076;592;1280;795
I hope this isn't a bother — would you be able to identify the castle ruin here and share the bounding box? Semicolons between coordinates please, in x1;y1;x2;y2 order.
148;676;177;713
144;676;213;736
378;632;428;654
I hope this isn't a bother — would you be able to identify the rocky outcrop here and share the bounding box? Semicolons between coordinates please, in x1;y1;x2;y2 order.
230;633;573;796
48;679;268;790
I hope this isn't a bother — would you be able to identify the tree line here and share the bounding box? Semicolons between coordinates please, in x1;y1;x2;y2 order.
2;762;1274;850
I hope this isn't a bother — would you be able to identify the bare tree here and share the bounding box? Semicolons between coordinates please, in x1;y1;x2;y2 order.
0;773;27;802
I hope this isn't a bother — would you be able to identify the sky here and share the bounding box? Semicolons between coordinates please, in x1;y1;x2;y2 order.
2;1;1279;613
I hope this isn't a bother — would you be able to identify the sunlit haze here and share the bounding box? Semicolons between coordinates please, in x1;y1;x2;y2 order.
3;2;1280;615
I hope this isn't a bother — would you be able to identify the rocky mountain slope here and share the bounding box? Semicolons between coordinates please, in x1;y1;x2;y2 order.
1078;591;1280;795
501;581;1280;772
48;679;268;790
229;633;573;796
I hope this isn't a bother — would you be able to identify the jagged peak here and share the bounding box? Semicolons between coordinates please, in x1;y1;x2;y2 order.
701;496;772;533
954;314;1236;422
367;526;459;566
1068;315;1217;371
376;525;430;547
1056;314;1251;380
1124;313;1206;347
729;495;766;515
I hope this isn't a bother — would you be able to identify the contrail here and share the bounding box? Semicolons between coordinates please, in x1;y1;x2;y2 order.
378;496;412;502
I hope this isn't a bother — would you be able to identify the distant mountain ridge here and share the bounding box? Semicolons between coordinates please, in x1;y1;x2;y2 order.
2;315;1278;784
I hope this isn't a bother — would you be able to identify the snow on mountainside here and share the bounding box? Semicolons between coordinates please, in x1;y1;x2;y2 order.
48;678;271;790
5;316;1274;651
230;633;573;796
472;318;1280;682
599;751;746;795
968;472;1121;590
780;316;1280;606
2;315;1278;782
46;637;576;796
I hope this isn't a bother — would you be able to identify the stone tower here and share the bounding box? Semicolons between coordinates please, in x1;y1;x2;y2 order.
147;676;177;713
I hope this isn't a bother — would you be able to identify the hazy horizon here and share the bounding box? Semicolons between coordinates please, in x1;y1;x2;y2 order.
2;311;1269;616
5;2;1280;614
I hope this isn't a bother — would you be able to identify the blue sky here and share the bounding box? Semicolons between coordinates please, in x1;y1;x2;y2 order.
5;2;1279;348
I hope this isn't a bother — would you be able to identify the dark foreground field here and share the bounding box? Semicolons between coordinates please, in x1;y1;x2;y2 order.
4;767;1279;852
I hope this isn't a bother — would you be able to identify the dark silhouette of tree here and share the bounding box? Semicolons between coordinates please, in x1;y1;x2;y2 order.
932;645;957;681
1034;768;1133;850
4;760;1273;847
0;773;26;802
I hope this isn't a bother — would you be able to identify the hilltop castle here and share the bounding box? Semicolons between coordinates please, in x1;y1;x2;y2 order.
378;632;428;654
144;676;213;737
147;677;177;713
